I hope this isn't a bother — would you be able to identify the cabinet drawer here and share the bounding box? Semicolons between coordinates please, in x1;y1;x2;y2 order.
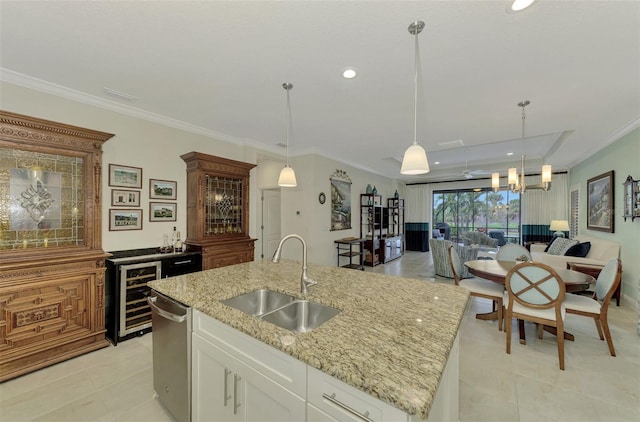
192;310;306;397
307;366;407;421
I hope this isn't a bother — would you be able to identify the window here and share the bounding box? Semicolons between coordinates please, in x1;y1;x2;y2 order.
432;188;521;243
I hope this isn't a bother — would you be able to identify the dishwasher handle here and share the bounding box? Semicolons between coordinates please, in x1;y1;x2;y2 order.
148;296;187;323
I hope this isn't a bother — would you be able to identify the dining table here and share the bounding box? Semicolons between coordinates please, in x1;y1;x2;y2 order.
464;259;595;344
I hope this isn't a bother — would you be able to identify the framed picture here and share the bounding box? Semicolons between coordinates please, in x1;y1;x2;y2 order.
587;170;614;233
109;164;143;188
330;169;352;231
111;189;141;207
109;209;143;231
150;179;177;200
149;202;177;222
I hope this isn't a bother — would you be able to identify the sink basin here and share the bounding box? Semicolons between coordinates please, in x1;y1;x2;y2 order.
261;300;340;333
222;289;295;317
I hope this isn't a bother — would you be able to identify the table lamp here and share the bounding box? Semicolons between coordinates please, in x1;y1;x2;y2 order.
550;220;570;238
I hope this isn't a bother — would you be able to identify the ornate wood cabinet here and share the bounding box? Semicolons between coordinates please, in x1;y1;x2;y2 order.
0;111;113;382
181;152;256;270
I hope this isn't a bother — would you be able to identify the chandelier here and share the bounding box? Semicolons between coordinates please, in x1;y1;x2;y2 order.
492;100;551;193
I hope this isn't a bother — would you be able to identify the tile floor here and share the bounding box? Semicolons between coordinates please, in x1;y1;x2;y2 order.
1;251;639;421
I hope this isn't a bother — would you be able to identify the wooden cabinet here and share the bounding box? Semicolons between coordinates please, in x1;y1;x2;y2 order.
360;194;383;266
192;310;306;422
622;175;640;222
0;111;113;381
181;152;257;270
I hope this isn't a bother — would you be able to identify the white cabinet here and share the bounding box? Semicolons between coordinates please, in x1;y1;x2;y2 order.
192;310;459;422
307;366;407;421
192;311;306;422
192;333;305;421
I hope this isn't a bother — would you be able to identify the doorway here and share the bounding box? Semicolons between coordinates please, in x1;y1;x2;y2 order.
260;189;281;260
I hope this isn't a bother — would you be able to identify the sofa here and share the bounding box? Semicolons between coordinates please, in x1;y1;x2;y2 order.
530;235;621;268
430;238;478;278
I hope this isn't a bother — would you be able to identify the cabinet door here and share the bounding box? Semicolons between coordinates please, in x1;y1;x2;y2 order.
239;358;306;422
192;332;306;422
192;334;235;422
307;403;340;422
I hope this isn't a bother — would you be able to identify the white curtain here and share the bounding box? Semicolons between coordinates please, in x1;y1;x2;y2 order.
405;184;431;222
521;173;569;224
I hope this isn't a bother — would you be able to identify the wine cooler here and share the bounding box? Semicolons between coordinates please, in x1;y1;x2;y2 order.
119;261;161;339
105;248;202;344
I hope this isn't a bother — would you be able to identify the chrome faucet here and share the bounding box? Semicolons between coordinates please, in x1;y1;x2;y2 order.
271;234;317;295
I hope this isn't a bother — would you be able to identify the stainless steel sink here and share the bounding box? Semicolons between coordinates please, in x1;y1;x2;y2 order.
261;300;340;333
221;290;340;333
222;289;295;317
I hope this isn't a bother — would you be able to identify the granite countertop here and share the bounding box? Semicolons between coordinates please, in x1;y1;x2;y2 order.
148;259;469;420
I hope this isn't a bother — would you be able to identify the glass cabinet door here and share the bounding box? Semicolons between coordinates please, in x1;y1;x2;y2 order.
205;174;244;236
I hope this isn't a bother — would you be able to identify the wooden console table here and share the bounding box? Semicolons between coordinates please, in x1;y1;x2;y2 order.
335;237;365;270
566;261;622;306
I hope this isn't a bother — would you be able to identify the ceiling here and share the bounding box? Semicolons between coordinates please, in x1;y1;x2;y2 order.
1;1;639;183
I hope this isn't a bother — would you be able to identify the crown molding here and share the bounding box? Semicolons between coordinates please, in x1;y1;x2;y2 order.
0;68;248;145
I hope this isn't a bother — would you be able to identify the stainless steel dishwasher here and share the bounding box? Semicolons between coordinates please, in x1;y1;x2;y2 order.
148;290;192;422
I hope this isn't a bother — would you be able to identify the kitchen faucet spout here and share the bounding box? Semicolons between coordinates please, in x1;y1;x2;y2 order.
271;234;317;295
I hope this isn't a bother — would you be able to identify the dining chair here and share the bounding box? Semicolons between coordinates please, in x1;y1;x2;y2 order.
448;245;505;331
563;258;622;356
505;262;566;370
496;243;531;261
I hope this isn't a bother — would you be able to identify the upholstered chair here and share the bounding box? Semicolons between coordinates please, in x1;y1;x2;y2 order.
430;239;478;278
505;262;567;370
460;231;499;248
496;243;532;261
448;246;505;331
564;258;622;356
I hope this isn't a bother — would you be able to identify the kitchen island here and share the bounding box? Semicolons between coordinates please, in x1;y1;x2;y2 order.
148;259;469;421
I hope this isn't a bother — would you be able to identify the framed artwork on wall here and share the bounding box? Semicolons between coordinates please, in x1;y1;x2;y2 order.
149;202;177;222
149;179;177;200
109;164;142;188
330;169;352;231
587;170;614;233
109;209;143;231
111;189;140;207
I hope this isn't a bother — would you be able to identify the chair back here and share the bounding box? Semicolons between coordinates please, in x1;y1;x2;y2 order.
595;258;622;302
447;245;462;286
496;243;531;261
506;262;565;310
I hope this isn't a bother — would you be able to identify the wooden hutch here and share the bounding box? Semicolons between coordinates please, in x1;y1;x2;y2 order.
181;152;256;270
0;111;113;382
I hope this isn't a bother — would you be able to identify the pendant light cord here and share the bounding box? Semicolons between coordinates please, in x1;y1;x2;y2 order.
285;87;290;167
413;28;419;146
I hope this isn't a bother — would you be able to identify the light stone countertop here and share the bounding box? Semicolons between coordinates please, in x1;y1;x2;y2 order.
148;259;470;420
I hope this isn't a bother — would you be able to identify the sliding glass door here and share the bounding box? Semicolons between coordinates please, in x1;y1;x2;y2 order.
433;189;521;243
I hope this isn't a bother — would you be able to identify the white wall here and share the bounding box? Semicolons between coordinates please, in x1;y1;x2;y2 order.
274;154;404;266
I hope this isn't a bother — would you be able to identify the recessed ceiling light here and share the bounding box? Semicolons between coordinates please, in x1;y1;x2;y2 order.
342;68;357;79
507;152;514;156
434;161;440;165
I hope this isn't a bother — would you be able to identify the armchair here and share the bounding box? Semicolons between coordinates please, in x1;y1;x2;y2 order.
430;238;478;279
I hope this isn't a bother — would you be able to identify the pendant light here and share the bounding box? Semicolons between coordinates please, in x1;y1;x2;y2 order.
278;82;297;187
400;20;430;175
